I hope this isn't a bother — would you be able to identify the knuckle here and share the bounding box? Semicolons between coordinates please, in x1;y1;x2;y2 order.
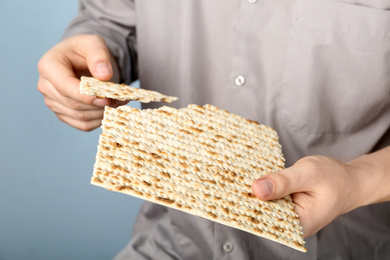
37;80;45;95
278;173;293;193
78;121;100;132
55;85;70;98
66;99;85;111
75;111;102;122
37;62;48;79
294;155;333;186
37;56;47;74
77;122;90;131
75;112;89;122
56;114;68;125
43;98;53;109
37;52;55;76
295;156;321;173
58;114;98;132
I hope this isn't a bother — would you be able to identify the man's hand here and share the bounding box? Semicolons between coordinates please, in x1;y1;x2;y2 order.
252;147;390;238
37;34;127;131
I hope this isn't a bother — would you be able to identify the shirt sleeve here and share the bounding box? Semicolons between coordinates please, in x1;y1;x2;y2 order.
62;0;137;84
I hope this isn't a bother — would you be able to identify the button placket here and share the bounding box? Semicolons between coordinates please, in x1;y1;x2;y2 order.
229;1;261;90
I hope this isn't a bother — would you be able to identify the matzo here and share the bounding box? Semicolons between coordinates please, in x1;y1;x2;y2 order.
91;104;307;252
80;76;178;103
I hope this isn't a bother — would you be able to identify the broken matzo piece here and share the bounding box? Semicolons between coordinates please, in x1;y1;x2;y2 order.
91;104;306;252
80;76;178;103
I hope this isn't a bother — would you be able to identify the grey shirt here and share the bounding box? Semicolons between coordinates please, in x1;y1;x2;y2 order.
64;0;390;259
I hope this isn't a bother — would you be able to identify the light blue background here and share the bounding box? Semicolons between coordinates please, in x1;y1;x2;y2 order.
0;1;143;259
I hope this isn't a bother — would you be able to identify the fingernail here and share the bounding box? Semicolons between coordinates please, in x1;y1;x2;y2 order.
93;98;109;107
256;179;273;197
95;63;111;76
111;100;129;107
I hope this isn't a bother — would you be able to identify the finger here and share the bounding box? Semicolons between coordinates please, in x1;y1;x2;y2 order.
39;55;104;107
39;76;108;111
80;35;113;81
57;113;103;132
38;38;112;107
45;97;105;122
252;167;307;200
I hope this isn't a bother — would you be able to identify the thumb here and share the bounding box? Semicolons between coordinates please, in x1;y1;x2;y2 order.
252;169;298;200
83;36;113;81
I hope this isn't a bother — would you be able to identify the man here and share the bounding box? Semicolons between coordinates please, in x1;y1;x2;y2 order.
38;0;390;259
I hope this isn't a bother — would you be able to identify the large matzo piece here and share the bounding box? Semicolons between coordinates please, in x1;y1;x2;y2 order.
80;76;178;103
91;104;306;252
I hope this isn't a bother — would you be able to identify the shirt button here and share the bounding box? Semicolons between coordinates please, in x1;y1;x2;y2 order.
222;241;234;253
248;0;258;3
234;75;246;86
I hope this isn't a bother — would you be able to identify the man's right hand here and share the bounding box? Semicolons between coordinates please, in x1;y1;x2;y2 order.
37;34;127;131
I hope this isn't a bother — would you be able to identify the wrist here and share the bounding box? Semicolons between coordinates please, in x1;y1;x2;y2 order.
346;147;390;212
